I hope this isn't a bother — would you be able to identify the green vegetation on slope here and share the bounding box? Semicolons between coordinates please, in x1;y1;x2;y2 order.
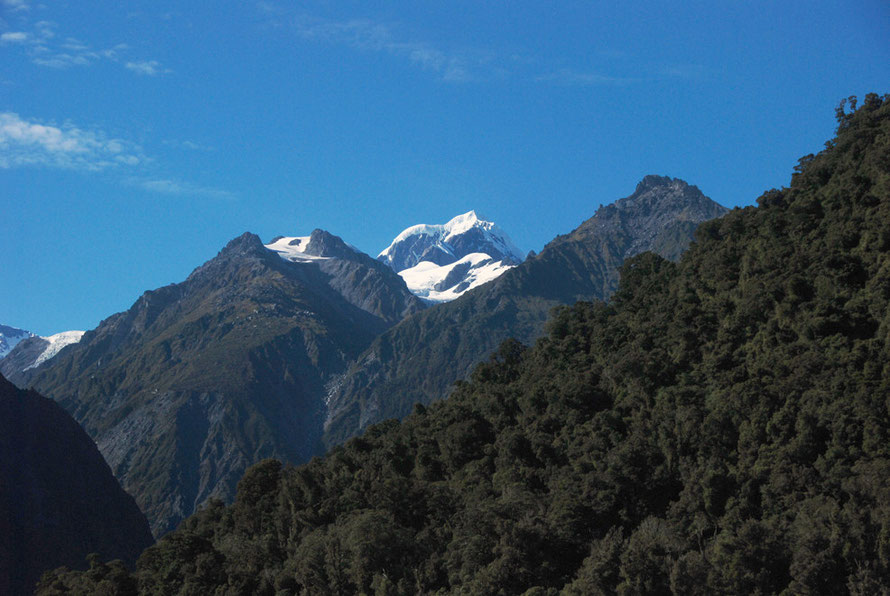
323;176;727;449
39;94;890;595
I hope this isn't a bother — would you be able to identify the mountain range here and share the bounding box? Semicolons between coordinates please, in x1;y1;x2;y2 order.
12;176;726;537
17;229;424;536
35;93;890;595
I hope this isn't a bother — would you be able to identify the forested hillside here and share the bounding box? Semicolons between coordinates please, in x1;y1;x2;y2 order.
323;176;727;448
38;94;890;595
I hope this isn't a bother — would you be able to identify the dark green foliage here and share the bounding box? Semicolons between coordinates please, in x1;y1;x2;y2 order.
37;555;139;596
39;94;890;594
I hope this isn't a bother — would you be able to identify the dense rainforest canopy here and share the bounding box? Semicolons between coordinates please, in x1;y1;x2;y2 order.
38;93;890;595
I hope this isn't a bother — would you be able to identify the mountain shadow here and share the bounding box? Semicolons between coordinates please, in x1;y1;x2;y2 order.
0;373;153;596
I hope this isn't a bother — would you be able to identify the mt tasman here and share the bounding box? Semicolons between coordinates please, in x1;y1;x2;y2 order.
378;210;525;302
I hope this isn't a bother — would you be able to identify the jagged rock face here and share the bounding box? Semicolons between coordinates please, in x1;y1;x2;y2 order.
322;178;728;447
306;230;428;321
26;231;424;536
569;175;730;262
0;374;153;596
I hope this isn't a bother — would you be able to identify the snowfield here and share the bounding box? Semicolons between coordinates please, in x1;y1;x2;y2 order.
398;253;516;302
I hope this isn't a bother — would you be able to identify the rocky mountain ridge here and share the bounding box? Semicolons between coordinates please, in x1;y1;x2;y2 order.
567;175;728;261
24;230;424;536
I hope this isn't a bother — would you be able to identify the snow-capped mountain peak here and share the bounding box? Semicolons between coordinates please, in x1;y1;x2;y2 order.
0;324;34;359
378;211;524;302
265;235;329;262
378;211;523;273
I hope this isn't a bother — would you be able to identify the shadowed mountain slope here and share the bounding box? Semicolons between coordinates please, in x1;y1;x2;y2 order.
0;374;153;596
25;229;424;536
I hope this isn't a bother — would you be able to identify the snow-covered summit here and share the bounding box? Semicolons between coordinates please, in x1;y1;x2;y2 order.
441;210;500;241
265;229;366;264
0;324;34;359
265;236;328;262
378;210;524;273
379;211;524;302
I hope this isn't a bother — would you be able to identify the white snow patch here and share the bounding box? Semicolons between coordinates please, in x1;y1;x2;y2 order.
265;236;330;262
399;252;516;302
24;330;85;370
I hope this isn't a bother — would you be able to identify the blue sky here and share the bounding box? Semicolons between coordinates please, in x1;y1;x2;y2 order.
2;1;888;335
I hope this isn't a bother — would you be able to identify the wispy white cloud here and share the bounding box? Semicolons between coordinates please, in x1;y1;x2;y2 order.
267;10;494;83
0;31;29;42
163;138;215;152
181;140;210;151
2;17;167;74
125;59;171;76
0;112;235;199
131;177;236;200
0;112;144;170
1;0;29;12
259;5;706;88
59;37;90;51
660;64;706;79
535;68;640;86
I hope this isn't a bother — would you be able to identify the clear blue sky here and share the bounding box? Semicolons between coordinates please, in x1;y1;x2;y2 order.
2;1;888;335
